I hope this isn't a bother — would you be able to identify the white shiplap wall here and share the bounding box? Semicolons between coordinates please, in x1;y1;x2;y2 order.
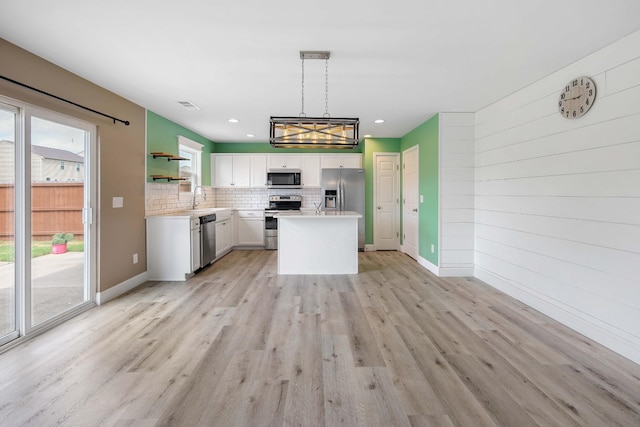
439;113;475;276
473;30;640;364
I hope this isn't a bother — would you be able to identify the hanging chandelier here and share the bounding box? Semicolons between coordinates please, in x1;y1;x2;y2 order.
270;51;359;149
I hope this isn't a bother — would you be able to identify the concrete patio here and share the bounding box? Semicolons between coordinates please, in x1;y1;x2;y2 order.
0;251;84;333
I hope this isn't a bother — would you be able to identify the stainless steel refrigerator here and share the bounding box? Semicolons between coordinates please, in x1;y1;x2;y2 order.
321;168;365;251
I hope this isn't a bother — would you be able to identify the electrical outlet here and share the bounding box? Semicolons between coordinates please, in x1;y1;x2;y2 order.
430;244;434;253
133;253;138;264
420;195;424;203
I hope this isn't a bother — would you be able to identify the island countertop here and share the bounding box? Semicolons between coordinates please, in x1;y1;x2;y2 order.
274;210;362;219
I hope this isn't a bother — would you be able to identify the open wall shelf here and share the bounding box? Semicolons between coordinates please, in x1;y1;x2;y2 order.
150;175;187;181
150;152;188;161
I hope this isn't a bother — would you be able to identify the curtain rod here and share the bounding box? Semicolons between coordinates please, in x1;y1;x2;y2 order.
0;74;130;126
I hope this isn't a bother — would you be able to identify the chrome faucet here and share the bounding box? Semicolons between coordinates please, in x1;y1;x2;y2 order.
192;185;206;209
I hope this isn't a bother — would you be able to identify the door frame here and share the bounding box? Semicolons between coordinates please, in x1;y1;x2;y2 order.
373;152;400;250
402;145;419;260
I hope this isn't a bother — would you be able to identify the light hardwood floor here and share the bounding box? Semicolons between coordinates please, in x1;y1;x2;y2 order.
1;250;639;426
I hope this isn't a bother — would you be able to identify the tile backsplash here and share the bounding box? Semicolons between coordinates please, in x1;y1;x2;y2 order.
145;183;216;215
146;183;322;215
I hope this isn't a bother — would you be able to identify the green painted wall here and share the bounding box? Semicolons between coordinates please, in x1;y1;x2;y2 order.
400;114;439;265
146;111;215;185
363;138;401;245
214;142;364;154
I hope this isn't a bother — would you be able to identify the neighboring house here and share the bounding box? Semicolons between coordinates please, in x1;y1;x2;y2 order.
0;140;84;183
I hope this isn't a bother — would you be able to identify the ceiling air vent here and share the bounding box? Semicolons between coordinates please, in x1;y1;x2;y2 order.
178;101;200;111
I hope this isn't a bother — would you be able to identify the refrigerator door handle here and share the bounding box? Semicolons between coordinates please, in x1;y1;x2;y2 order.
341;181;346;211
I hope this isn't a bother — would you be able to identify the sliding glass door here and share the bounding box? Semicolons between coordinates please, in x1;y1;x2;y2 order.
0;98;95;346
30;115;91;326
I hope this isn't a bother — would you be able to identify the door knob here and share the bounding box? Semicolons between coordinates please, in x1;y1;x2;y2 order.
412;208;418;212
377;206;382;209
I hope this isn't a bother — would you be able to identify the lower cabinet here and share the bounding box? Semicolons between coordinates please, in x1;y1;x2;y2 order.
146;216;198;281
215;219;232;258
236;210;265;246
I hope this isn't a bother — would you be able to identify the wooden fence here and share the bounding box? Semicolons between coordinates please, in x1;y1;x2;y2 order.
0;183;84;241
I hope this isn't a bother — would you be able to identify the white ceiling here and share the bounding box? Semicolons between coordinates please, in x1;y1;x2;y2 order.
2;1;640;143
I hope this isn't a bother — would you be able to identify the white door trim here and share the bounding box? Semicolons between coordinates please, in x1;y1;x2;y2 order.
402;145;419;260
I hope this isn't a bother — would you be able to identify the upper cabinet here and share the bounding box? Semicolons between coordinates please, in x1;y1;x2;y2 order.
212;153;362;189
212;154;251;188
301;156;321;187
250;155;267;188
320;154;362;169
268;155;301;170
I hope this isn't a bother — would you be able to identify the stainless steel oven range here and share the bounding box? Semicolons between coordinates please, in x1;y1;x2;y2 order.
264;195;301;250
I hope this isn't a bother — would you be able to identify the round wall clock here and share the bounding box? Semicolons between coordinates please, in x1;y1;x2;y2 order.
558;76;596;119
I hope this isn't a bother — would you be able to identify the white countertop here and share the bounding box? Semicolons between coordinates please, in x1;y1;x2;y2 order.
275;210;361;219
146;207;236;219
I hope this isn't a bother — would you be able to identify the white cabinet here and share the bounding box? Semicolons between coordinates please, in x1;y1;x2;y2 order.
191;224;201;273
268;155;301;170
235;210;265;246
301;156;321;187
212;154;252;188
212;153;361;188
215;210;233;258
215;219;232;258
146;216;198;281
321;154;362;169
251;155;267;188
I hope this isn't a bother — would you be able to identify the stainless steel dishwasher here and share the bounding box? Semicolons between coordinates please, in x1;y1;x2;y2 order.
199;213;217;268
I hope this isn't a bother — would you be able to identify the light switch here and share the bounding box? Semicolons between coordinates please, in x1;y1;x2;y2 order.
420;195;424;203
113;197;124;208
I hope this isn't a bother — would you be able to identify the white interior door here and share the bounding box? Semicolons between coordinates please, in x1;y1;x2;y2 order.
402;146;419;260
374;153;399;250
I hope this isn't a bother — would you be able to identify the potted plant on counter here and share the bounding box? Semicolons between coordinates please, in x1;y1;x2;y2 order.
51;232;74;254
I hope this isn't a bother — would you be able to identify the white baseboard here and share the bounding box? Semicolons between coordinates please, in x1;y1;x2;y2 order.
96;271;149;305
475;266;640;366
417;255;439;275
438;266;474;277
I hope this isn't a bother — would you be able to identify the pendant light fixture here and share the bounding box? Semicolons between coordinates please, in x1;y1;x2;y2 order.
270;51;359;149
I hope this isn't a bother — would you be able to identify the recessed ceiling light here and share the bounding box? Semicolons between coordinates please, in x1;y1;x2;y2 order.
228;118;239;123
363;134;372;138
374;119;384;124
178;101;199;111
247;134;255;138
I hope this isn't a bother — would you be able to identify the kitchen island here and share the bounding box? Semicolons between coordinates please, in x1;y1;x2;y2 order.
275;210;362;275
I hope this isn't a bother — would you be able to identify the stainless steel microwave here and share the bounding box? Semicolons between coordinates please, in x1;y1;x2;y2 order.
267;169;301;188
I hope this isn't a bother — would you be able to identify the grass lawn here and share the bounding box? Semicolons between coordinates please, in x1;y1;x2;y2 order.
0;240;84;262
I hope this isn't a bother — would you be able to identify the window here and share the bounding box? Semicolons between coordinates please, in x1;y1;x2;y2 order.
60;161;65;170
177;135;202;193
76;163;80;172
